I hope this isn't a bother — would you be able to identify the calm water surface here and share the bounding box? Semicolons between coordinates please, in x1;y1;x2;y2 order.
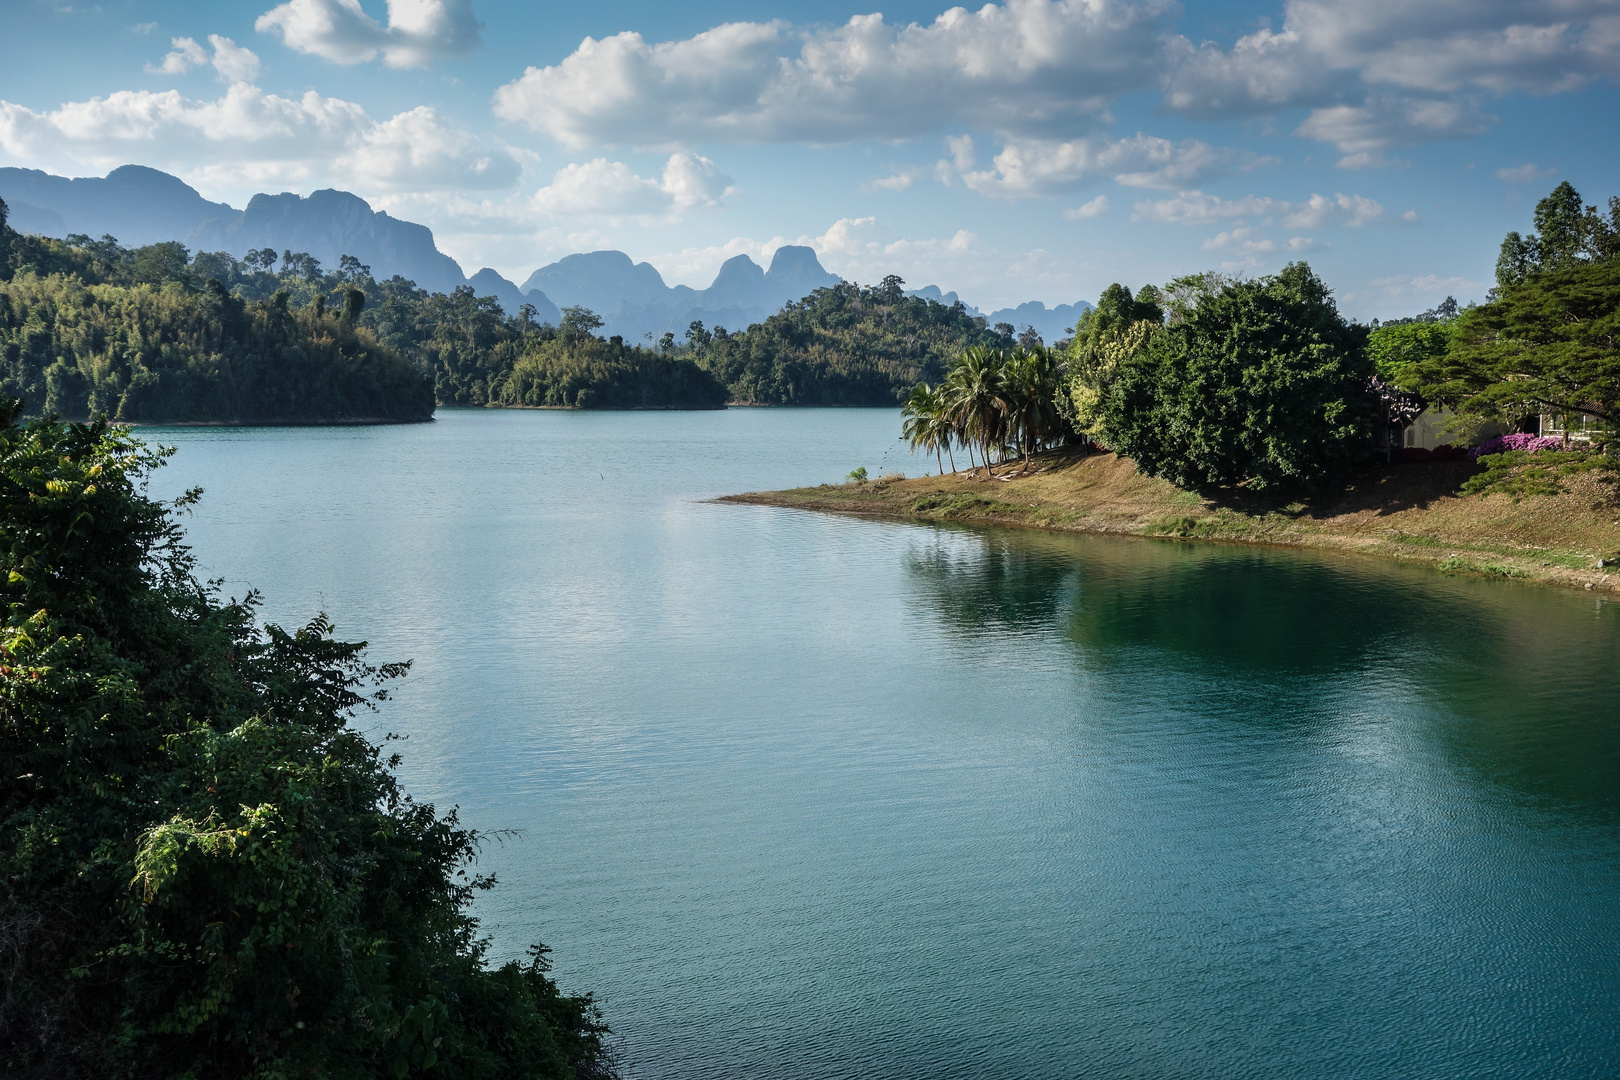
145;408;1620;1079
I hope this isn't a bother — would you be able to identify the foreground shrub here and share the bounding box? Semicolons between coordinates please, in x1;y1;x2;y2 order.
0;408;613;1079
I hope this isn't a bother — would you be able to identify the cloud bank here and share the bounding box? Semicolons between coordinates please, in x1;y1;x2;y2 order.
256;0;480;68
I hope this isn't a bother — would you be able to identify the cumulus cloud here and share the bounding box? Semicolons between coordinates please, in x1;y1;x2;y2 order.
1132;189;1386;228
0;84;517;197
1164;0;1620;111
1162;27;1339;117
147;35;262;82
530;153;735;219
1159;0;1617;162
956;133;1268;197
1295;96;1497;161
255;0;479;68
1064;194;1109;219
1203;226;1276;253
493;0;1173;148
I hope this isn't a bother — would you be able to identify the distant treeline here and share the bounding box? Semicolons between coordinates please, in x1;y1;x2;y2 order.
1;199;1043;417
0;215;434;423
679;277;1013;406
0;206;729;420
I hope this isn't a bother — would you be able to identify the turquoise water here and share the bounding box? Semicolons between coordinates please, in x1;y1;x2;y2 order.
146;408;1620;1079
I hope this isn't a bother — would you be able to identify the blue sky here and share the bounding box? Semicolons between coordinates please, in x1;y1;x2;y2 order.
3;0;1617;317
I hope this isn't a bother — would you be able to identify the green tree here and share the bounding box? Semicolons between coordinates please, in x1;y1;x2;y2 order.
0;411;615;1079
943;345;1011;478
1496;181;1620;289
1099;262;1375;490
1002;345;1065;469
1061;283;1164;439
902;382;954;474
687;281;1003;405
1409;258;1620;433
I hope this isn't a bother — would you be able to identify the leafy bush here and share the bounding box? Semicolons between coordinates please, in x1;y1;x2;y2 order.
0;410;614;1079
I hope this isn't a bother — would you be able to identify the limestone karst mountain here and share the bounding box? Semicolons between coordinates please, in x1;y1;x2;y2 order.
0;164;1091;344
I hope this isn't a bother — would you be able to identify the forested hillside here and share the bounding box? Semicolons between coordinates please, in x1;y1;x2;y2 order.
0;203;727;418
684;277;1011;405
0;205;433;423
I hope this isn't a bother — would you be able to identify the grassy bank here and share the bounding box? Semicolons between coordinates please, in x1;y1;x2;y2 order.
722;450;1620;593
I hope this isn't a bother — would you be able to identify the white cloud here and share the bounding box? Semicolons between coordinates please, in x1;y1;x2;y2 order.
149;37;209;75
871;168;919;191
147;34;263;82
337;105;519;191
209;36;264;82
1294;96;1497;161
1203;226;1276;253
660;152;737;209
530;153;734;219
1159;0;1617;159
1495;162;1557;184
493;0;1173;148
0;84;517;199
1281;191;1385;228
957;133;1268;197
255;0;479;68
1064;194;1109;219
1131;189;1386;227
1162;27;1339;117
1129;190;1282;224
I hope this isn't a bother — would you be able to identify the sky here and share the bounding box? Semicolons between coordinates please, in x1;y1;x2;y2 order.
2;0;1617;317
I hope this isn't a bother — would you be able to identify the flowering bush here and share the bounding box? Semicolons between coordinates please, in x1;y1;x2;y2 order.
1468;432;1567;460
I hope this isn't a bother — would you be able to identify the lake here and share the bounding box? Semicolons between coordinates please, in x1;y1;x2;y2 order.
144;407;1620;1079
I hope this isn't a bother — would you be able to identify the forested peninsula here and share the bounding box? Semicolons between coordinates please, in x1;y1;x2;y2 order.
731;182;1620;593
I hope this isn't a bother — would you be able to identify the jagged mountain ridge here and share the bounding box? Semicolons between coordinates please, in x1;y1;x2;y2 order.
906;286;1092;344
0;164;1092;344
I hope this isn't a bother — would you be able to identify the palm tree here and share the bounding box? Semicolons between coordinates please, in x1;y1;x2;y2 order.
1003;345;1064;471
944;346;1011;478
902;383;948;475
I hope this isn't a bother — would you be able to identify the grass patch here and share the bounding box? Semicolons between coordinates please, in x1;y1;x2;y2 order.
909;492;1023;518
1438;555;1523;579
1143;514;1226;537
1390;532;1445;548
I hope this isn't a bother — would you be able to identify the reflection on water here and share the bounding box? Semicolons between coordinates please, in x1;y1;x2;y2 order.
146;411;1620;1080
907;526;1620;815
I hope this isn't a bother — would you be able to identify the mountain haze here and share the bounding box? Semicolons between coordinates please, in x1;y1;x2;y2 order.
0;165;1092;344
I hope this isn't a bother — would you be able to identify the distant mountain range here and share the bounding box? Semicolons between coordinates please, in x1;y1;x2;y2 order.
0;165;1090;343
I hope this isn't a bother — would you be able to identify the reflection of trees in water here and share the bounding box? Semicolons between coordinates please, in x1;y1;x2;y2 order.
903;526;1620;815
902;528;1080;638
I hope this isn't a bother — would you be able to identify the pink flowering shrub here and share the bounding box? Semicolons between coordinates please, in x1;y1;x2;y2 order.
1467;433;1567;460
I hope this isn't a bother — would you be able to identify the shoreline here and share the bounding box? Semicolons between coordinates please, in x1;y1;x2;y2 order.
118;416;432;427
721;449;1620;594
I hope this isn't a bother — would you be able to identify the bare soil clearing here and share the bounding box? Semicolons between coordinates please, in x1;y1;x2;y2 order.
721;450;1620;593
